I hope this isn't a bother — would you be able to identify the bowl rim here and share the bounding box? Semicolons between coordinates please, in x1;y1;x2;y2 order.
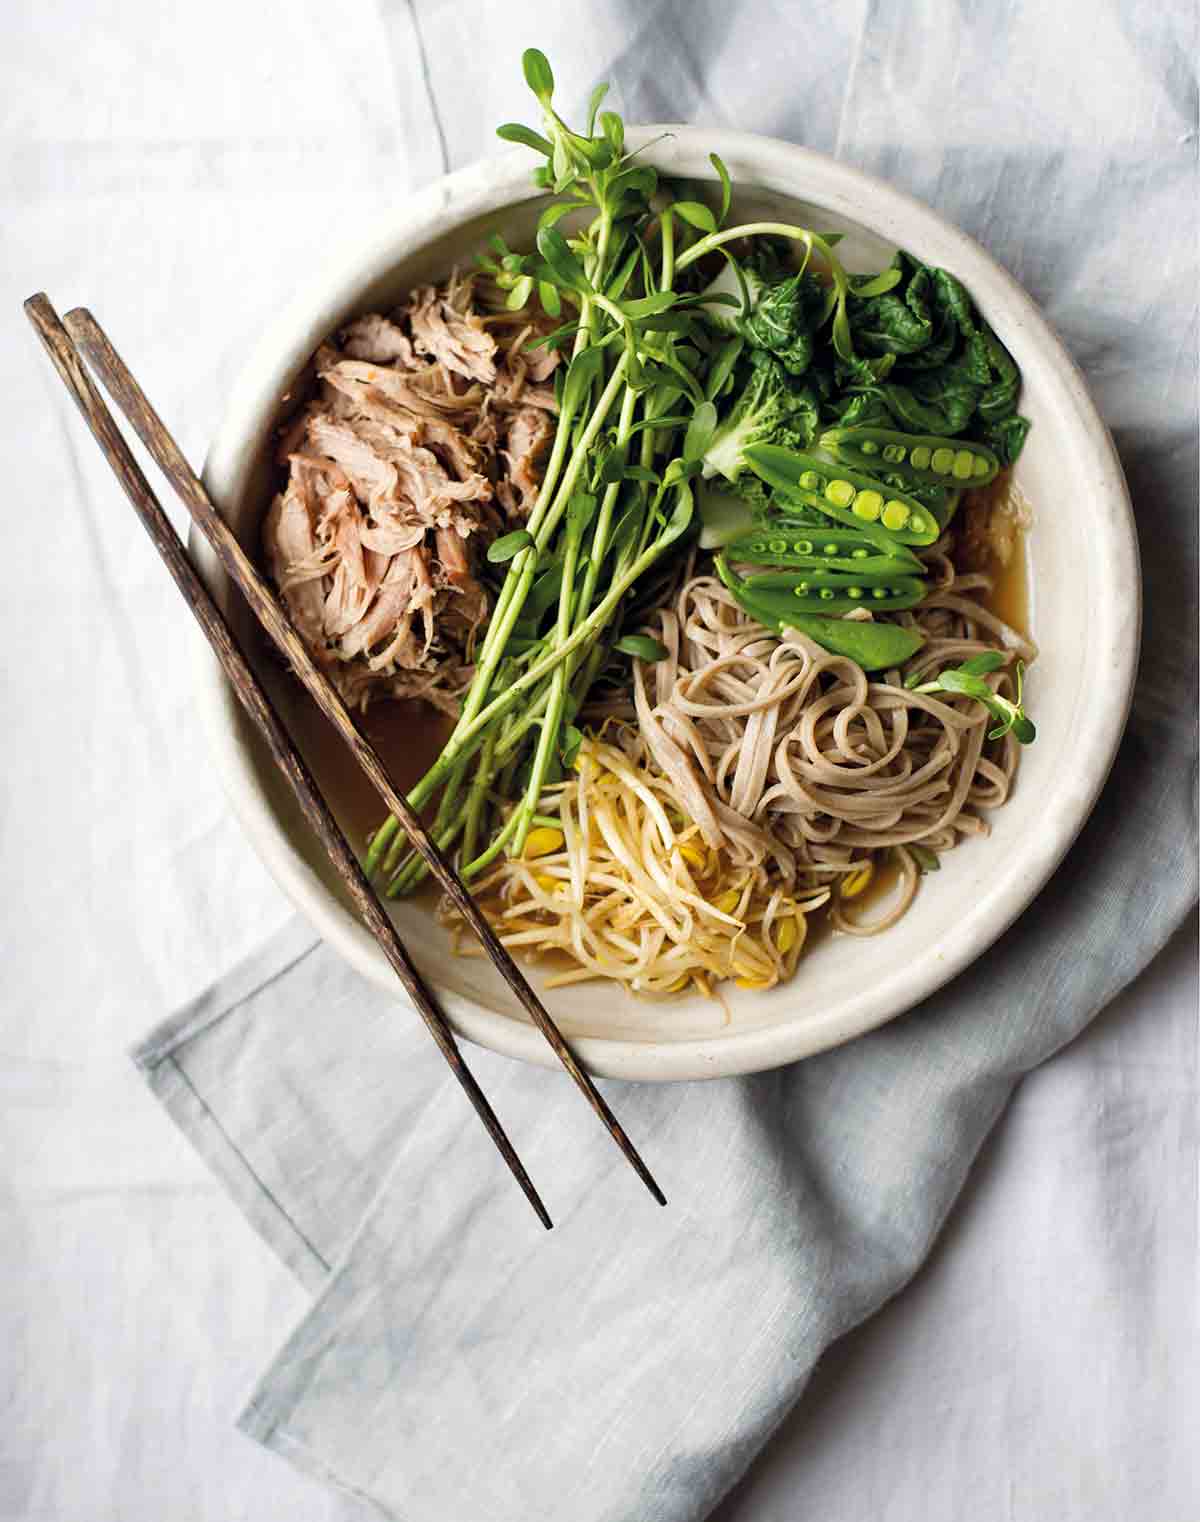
194;125;1140;1082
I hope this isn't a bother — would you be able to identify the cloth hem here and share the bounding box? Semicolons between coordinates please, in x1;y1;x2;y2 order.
131;917;332;1291
138;1051;331;1290
237;1418;399;1520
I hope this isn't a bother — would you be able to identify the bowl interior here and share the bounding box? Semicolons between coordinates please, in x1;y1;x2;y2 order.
197;135;1136;1080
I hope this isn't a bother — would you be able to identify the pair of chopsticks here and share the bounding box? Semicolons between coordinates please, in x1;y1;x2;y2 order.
26;293;666;1229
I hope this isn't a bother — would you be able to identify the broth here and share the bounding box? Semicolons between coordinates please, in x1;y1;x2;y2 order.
851;850;903;915
802;851;903;953
983;519;1030;635
288;692;454;849
961;469;1032;639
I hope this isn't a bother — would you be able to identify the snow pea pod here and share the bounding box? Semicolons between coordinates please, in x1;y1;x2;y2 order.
715;556;925;671
743;444;940;547
819;427;1000;488
728;521;924;571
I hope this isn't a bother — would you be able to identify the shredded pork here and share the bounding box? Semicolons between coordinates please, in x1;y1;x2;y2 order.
262;272;559;712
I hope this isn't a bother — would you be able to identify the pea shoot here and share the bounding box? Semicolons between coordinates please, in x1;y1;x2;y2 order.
906;652;1036;744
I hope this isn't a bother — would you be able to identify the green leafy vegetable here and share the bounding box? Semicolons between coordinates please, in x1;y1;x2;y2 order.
536;225;592;293
585;83;609;136
496;122;553;155
696;482;756;548
836;251;1031;463
700;351;820;498
560;724;585;769
614;633;670;661
672;200;718;233
522;47;555;101
487;529;535;563
697;260;763;331
709;152;732;225
905;844;941;873
909;657;1036;744
739;269;828;376
850;267;903;299
683;400;718;463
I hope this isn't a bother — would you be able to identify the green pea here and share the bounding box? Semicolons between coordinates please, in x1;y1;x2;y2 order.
794;539;813;554
973;455;991;477
822;542;839;555
872;587;888;600
909;512;928;533
910;445;932;469
852;547;869;559
768;538;788;553
931;447;955;474
819;587;835;600
859;439;879;455
852;489;883;521
952;449;975;480
882;443;906;463
847;587;864;599
825;479;856;509
799;470;823;491
881;500;910;530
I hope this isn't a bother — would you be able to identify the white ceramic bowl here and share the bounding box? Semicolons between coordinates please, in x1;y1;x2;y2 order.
194;127;1139;1082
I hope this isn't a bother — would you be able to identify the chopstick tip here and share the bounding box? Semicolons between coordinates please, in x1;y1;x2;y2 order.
630;1156;667;1206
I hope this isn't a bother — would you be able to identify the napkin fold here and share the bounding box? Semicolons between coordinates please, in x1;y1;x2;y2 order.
133;2;1198;1516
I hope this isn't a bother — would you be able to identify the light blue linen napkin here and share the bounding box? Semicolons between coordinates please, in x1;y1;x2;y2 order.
134;2;1197;1516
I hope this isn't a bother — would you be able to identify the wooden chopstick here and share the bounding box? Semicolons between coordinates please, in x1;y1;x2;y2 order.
39;298;666;1209
25;293;552;1230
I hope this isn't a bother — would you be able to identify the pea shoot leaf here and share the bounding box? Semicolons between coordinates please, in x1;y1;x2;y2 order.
910;658;1035;744
614;634;669;662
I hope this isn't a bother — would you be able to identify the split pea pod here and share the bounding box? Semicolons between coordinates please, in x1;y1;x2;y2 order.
819;427;1000;488
727;540;921;579
741;569;926;612
757;500;906;559
743;443;940;546
715;556;925;671
726;524;924;575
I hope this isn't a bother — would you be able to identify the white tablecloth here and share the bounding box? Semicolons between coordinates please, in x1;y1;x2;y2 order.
2;2;1196;1518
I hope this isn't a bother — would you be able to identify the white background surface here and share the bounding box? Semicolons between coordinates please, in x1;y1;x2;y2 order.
2;2;1196;1518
